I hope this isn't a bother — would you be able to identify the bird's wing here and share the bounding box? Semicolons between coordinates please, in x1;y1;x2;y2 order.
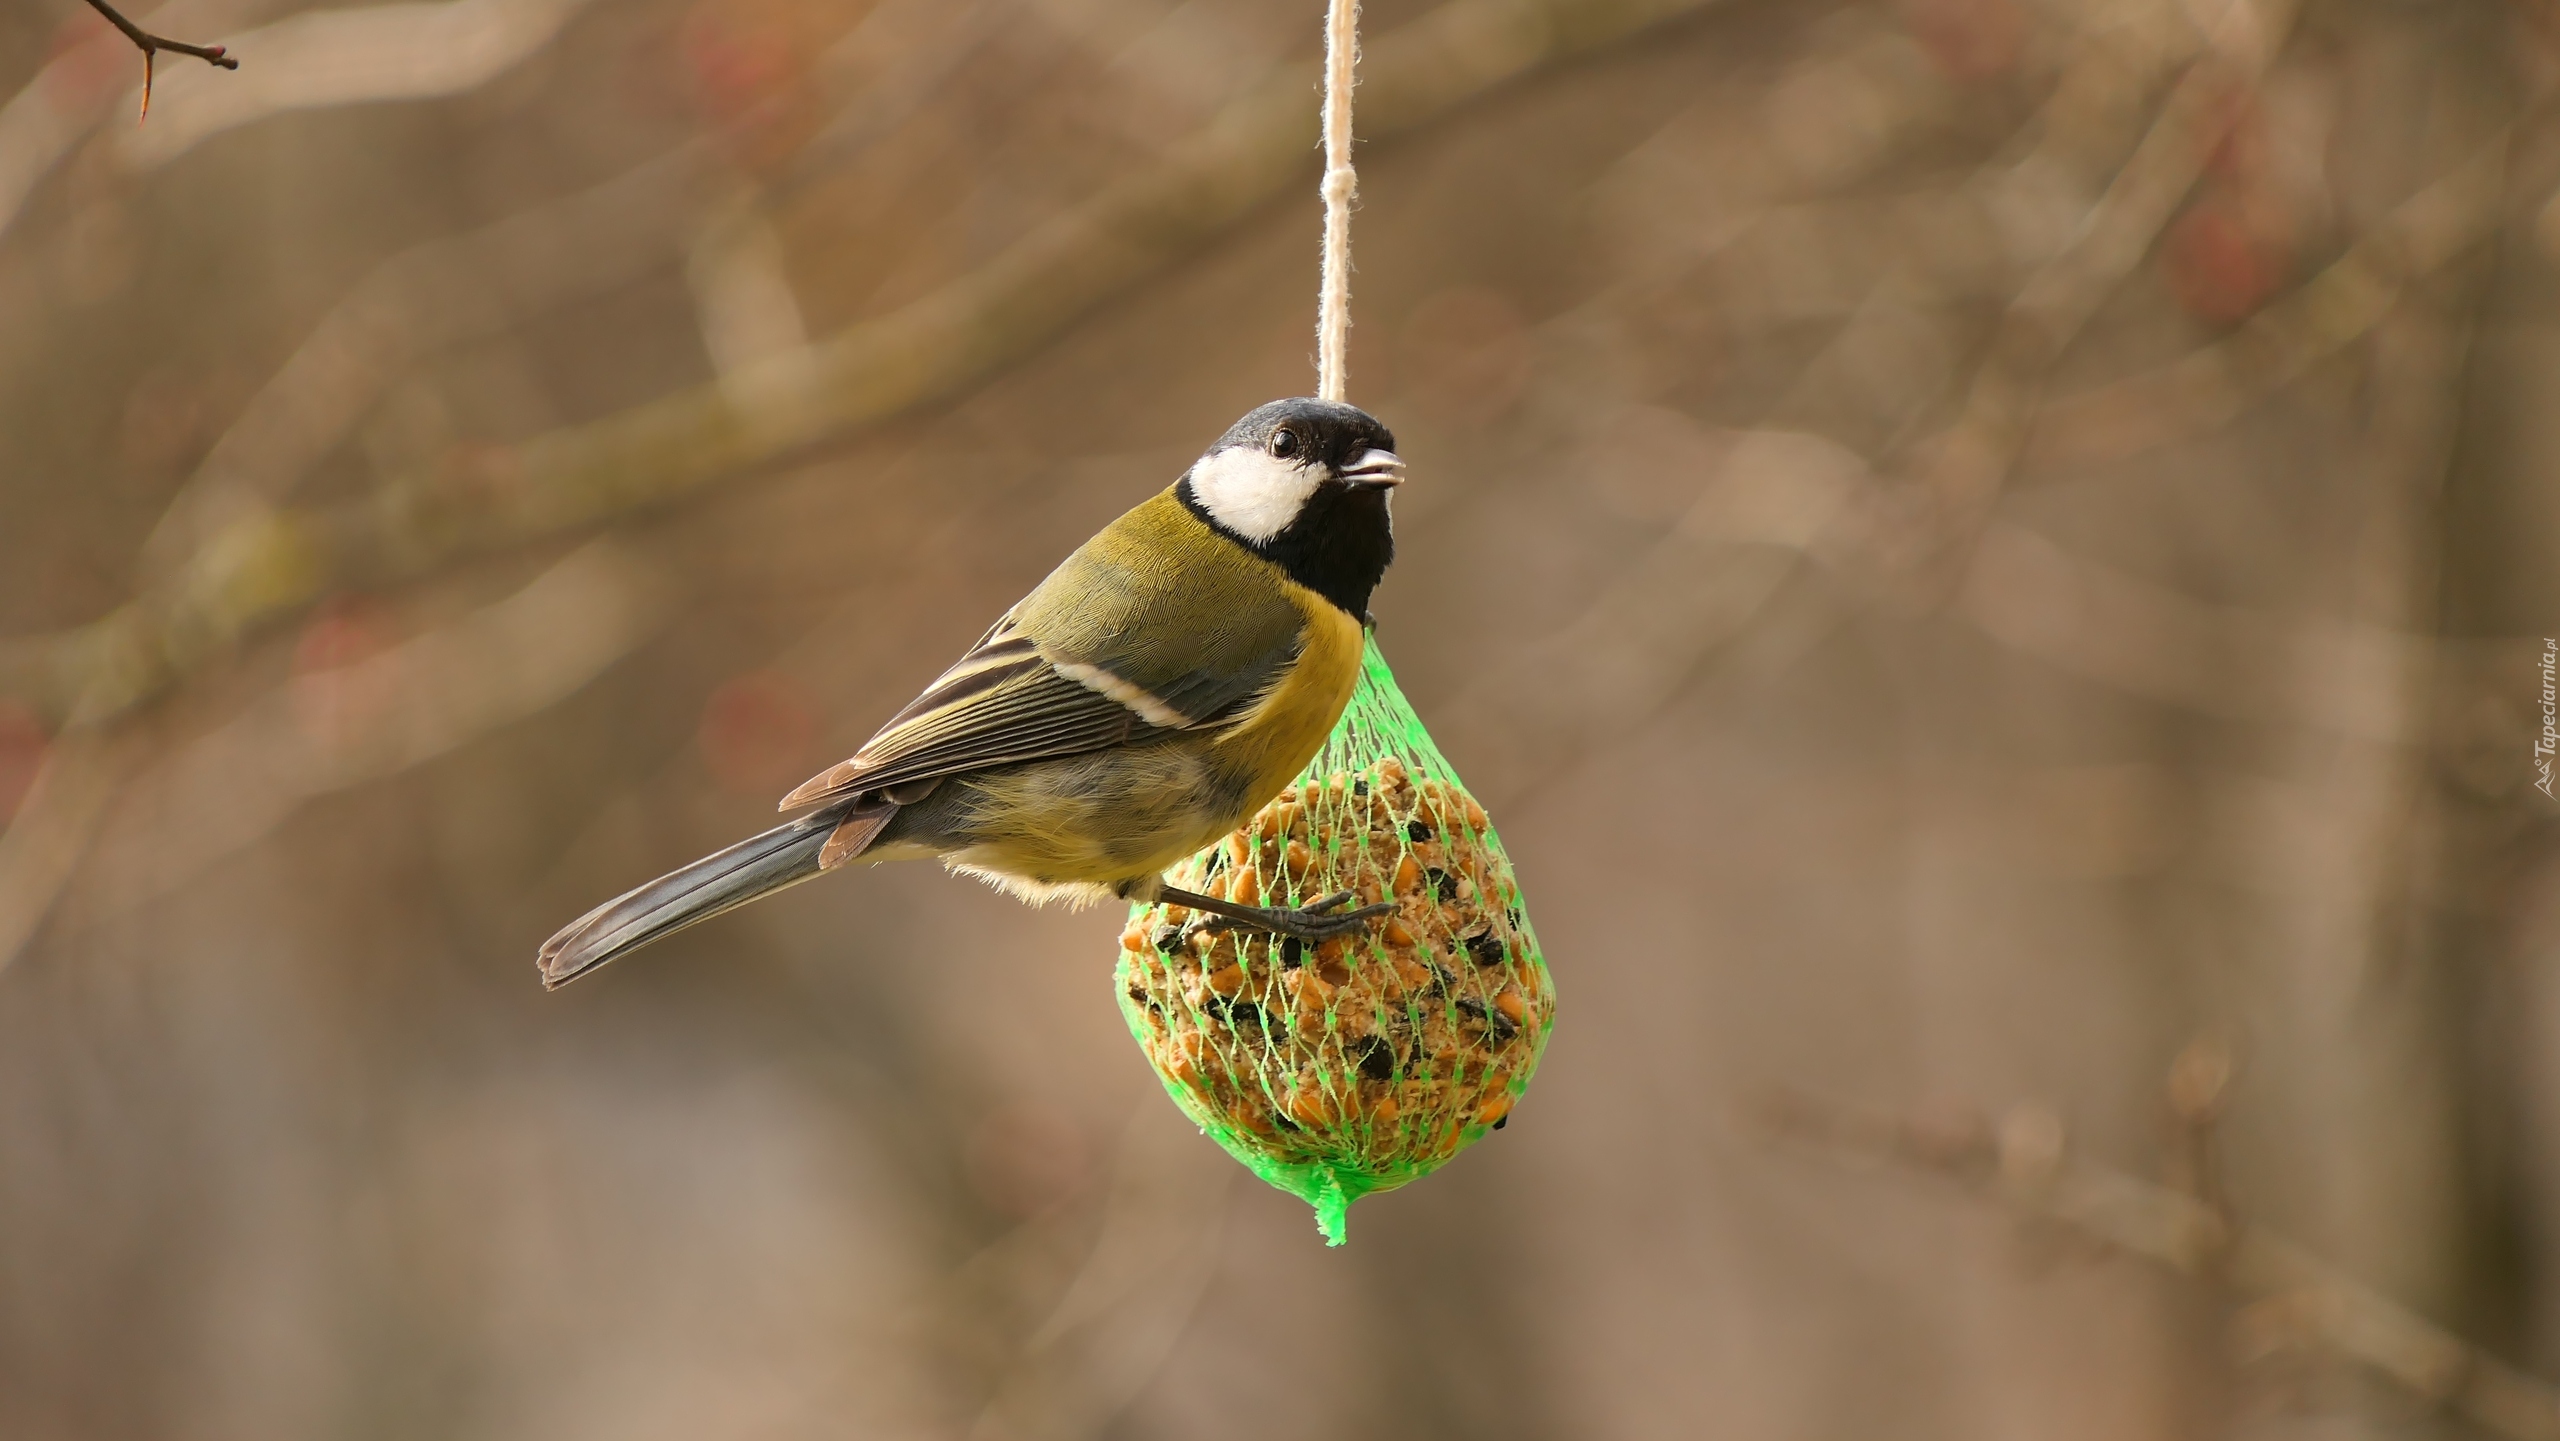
778;491;1310;811
1008;487;1311;722
776;617;1140;807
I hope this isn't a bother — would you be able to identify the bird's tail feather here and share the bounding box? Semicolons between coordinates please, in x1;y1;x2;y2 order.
537;802;876;989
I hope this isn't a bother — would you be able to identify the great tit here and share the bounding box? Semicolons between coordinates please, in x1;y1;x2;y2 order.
537;397;1407;989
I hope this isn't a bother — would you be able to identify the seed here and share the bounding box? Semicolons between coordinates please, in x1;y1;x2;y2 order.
1352;779;1369;796
1355;1036;1397;1081
1157;1033;1207;1085
1381;919;1415;950
1407;819;1433;843
1453;995;1517;1042
1208;965;1245;997
1465;931;1506;967
1373;1093;1401;1122
1475;1091;1514;1127
1150;925;1183;954
1230;868;1261;907
1393;855;1422;897
1121;928;1145;951
1279;936;1305;970
1317;956;1352;987
1424;866;1455;899
1283;1086;1339;1127
1494;988;1528;1025
1285;968;1336;1009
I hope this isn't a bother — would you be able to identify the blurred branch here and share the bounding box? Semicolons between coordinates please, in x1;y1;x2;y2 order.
81;0;237;123
1956;518;2438;744
1749;1073;2560;1441
61;540;673;928
1437;426;1861;802
767;0;1014;206
132;142;729;584
1875;0;2300;582
954;1105;1233;1441
2026;131;2510;471
1;0;1732;730
0;729;147;966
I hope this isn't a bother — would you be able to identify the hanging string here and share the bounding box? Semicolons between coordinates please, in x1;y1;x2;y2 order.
1316;0;1359;402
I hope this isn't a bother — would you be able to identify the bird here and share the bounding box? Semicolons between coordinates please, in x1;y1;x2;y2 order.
536;397;1408;990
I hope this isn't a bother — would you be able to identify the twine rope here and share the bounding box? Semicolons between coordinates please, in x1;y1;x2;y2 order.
1316;0;1359;401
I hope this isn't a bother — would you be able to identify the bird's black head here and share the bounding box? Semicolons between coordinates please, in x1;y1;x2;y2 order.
1177;397;1401;619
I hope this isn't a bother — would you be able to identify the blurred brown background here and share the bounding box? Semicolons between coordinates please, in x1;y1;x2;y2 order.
4;0;2560;1434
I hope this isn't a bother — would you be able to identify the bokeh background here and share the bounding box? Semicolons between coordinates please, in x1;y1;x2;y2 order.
4;0;2560;1434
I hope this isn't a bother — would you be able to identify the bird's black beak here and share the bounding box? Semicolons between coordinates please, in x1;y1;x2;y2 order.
1340;448;1405;489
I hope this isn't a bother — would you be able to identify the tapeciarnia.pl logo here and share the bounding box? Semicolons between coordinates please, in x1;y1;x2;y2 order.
2538;638;2557;799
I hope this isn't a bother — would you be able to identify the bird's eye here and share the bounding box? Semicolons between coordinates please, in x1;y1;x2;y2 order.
1269;428;1299;459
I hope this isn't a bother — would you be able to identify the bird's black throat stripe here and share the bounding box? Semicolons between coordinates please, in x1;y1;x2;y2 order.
1176;475;1393;620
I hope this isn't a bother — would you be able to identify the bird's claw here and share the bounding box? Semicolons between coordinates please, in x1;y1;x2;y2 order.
1200;889;1397;941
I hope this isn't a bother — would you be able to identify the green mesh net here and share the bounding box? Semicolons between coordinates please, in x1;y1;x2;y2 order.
1116;633;1555;1244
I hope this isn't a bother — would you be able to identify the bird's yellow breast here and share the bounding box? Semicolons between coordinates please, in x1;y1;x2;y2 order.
1207;583;1365;805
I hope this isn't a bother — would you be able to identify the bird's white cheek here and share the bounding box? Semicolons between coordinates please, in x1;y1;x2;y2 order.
1189;448;1321;543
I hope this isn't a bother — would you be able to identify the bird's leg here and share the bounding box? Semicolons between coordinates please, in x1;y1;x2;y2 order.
1152;884;1394;941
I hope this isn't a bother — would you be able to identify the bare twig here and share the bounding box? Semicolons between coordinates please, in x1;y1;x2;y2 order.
1750;1081;2560;1441
80;0;236;122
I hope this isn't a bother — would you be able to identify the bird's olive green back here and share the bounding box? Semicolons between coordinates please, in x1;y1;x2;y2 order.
780;488;1321;810
1013;488;1310;723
